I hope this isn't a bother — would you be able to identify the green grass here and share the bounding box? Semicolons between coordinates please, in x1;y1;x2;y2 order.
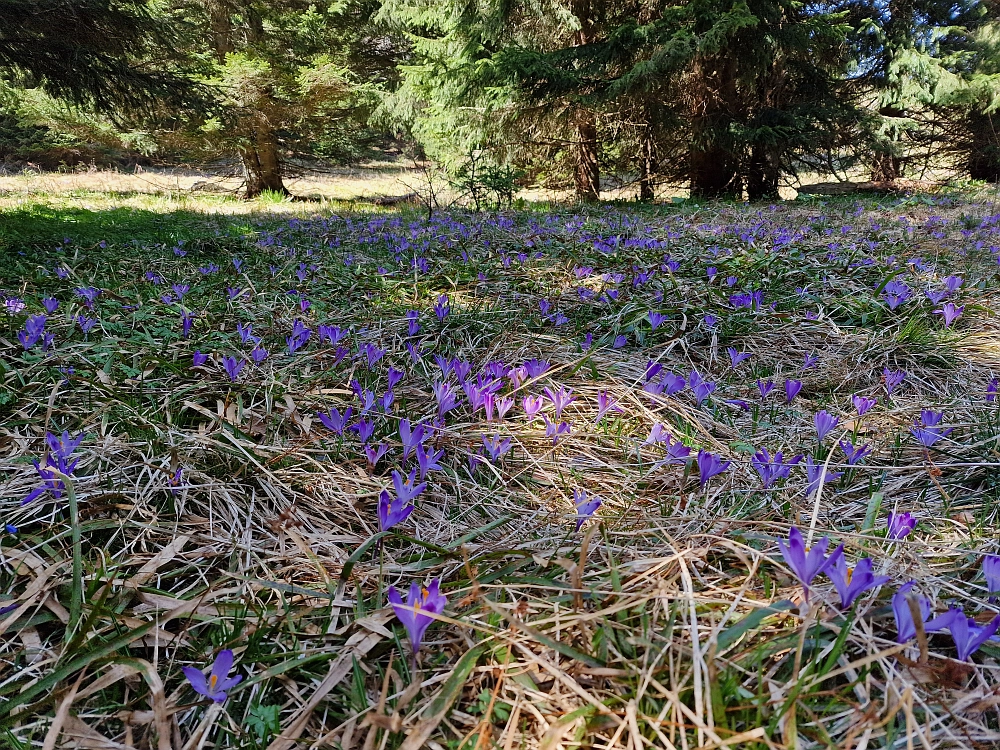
2;187;1000;749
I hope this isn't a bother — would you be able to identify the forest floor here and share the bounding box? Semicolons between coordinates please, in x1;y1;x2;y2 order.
2;182;1000;749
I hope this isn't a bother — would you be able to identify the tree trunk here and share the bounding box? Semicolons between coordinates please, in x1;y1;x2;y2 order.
871;106;904;181
241;119;288;198
689;143;738;199
688;56;740;199
571;0;599;202
639;120;655;201
574;113;600;201
746;142;780;201
968;112;1000;183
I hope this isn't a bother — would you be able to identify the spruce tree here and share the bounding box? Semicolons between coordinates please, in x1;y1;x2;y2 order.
169;0;400;197
0;0;192;117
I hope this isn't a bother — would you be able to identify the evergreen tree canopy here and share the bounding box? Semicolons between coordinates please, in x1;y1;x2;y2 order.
0;0;194;116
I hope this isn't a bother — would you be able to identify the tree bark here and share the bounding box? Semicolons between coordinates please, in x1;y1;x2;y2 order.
571;0;599;202
574;113;600;201
746;142;780;201
241;119;288;198
968;112;1000;183
871;105;904;181
639;120;655;201
688;56;740;199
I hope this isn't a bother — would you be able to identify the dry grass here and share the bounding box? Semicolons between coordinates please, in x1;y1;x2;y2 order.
2;182;1000;749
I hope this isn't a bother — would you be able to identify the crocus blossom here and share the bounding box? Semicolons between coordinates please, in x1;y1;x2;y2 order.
182;650;242;703
573;489;602;531
825;549;889;608
387;579;446;656
778;527;840;600
814;410;839;441
886;512;916;540
379;490;414;532
983;555;1000;595
697;450;730;487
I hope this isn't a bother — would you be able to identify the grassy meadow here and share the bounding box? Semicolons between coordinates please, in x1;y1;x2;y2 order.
2;178;1000;749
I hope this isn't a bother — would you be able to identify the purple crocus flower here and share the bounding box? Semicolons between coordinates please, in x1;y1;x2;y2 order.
882;280;911;309
77;315;96;335
892;582;937;642
75;287;100;307
933;302;964;327
387;579;446;656
416;444;444;479
365;443;389;468
19;314;47;348
784;379;803;403
543;416;571;445
751;448;801;489
494;396;514;420
392;468;426;503
406;310;420;336
399;419;425;460
352;418;375;443
648;311;666;330
522;395;544;420
573;489;602;531
379;490;414;532
318;324;347;346
804;456;842;496
3;295;26;314
983;555;1000;595
387;367;405;390
434;295;450;321
778;527;840;600
612;335;628;348
182;650;242;704
988;378;998;403
658;373;685;395
883;368;905;395
697;450;730;487
237;322;256;344
596;392;621;422
222;356;245;382
852;395;876;416
250;347;268;364
42;297;59;314
910;410;953;448
825;549;889;608
727;348;751;369
928;608;1000;660
181;310;195;338
814;410;839;441
802;352;819;370
689;371;716;404
522;359;550;379
757;379;775;400
482;434;512;462
433;381;460;417
645;423;670;445
839;440;871;465
652;434;692;468
545;386;576;418
703;314;718;329
886;512;916;540
192;351;209;368
925;287;947;305
286;320;311;353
